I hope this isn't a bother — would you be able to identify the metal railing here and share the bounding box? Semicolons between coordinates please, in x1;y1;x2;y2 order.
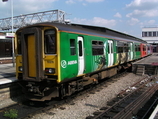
0;9;66;31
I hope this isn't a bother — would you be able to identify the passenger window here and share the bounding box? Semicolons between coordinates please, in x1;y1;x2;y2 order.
92;41;104;55
111;43;113;53
117;47;123;53
44;29;56;54
78;41;83;56
108;43;110;54
117;41;123;53
70;39;76;55
138;45;140;51
143;46;146;51
124;43;129;52
135;45;139;51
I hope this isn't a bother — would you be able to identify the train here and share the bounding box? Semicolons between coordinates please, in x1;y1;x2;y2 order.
15;22;152;101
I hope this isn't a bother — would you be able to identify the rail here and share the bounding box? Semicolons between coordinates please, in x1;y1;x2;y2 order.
88;75;158;119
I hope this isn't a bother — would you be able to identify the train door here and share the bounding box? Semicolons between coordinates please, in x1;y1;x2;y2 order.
108;40;114;66
21;27;43;81
130;43;133;60
77;36;85;75
27;35;36;77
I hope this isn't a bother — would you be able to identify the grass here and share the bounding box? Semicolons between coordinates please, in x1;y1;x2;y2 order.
3;109;18;119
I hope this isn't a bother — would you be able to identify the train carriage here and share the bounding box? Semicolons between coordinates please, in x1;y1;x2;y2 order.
15;22;149;101
140;43;147;57
133;42;141;59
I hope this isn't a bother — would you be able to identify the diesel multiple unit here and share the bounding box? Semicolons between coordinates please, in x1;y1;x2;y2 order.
15;22;152;101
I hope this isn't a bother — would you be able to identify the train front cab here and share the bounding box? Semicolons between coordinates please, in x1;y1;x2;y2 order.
15;26;60;100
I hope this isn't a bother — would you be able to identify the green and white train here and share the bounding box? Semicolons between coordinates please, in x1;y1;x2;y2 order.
15;22;151;101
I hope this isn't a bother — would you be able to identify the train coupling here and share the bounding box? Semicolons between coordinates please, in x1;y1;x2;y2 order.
26;83;50;95
26;83;40;94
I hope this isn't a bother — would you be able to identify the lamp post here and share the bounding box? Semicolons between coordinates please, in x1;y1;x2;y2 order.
2;0;15;67
11;0;15;67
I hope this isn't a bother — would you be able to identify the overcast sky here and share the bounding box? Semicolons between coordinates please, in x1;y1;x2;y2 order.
0;0;158;38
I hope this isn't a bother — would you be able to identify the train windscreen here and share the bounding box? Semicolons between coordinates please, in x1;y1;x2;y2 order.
17;32;22;54
44;29;56;54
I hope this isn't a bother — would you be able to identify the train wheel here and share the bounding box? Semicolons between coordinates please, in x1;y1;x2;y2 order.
59;84;66;99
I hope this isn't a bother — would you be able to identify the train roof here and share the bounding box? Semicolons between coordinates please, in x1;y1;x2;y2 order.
71;23;145;42
17;22;147;43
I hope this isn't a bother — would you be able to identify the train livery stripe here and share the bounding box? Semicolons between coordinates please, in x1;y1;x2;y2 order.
57;29;61;83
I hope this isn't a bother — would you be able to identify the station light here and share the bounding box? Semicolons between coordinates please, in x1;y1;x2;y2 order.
2;0;15;67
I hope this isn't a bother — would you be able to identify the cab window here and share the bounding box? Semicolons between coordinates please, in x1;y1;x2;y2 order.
17;32;22;54
44;29;56;54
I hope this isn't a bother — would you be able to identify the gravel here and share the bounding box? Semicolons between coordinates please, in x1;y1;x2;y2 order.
30;73;145;119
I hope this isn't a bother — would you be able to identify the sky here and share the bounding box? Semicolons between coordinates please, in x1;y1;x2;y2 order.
0;0;158;38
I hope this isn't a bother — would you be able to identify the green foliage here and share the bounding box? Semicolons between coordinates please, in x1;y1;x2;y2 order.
3;109;18;119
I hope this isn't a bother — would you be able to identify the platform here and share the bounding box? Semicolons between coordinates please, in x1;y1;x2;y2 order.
133;54;158;65
0;57;12;60
0;63;17;85
132;53;158;75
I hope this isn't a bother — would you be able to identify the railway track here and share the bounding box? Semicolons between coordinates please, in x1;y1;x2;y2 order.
0;72;157;119
135;90;158;119
0;71;130;119
0;81;24;110
86;75;158;119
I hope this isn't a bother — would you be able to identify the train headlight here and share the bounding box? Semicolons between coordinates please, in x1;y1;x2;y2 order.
18;66;23;72
45;68;55;74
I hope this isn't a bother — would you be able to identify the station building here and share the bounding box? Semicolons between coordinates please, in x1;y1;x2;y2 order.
0;32;12;57
142;27;158;52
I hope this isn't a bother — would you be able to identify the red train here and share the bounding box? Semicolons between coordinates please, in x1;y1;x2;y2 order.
140;43;153;57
